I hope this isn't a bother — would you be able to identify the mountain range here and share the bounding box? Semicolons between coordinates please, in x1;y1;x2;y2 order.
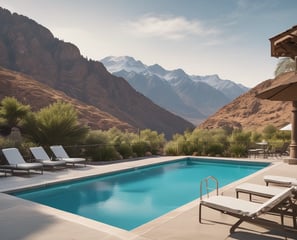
0;7;291;137
101;56;249;124
0;7;194;138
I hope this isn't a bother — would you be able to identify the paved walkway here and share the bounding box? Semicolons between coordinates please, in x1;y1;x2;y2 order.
0;156;296;240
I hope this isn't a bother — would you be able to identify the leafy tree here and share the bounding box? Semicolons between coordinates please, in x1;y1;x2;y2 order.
0;97;30;129
274;57;295;76
23;101;88;145
262;125;277;140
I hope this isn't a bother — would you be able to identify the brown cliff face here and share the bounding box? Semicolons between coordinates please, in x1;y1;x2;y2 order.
198;72;294;131
0;67;134;131
0;8;194;138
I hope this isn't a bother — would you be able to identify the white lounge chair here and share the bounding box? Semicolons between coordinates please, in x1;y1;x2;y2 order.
264;175;297;187
199;186;296;233
30;146;66;169
235;182;287;201
1;148;43;175
50;145;86;167
235;183;297;226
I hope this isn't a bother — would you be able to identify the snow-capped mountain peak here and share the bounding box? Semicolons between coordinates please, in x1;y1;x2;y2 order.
101;56;147;73
147;64;167;76
101;56;249;124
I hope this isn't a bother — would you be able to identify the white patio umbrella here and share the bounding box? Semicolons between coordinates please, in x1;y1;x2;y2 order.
280;123;292;131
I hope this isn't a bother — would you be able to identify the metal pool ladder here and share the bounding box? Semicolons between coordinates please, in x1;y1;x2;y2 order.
200;176;219;200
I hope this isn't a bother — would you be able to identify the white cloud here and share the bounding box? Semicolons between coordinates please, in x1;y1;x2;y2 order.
125;14;219;40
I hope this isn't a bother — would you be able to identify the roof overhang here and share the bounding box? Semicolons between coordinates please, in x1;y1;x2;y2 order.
270;25;297;59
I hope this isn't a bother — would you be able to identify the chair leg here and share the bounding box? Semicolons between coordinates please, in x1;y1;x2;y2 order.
293;208;297;228
230;219;243;233
199;204;202;223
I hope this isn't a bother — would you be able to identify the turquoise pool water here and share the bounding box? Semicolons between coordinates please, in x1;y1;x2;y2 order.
12;158;269;230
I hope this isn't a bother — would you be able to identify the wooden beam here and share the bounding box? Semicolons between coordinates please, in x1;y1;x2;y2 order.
270;25;297;58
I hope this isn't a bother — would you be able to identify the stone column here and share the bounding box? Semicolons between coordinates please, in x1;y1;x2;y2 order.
288;101;297;163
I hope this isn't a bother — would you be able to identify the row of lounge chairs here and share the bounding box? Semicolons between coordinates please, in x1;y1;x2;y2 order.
199;175;297;233
0;145;86;175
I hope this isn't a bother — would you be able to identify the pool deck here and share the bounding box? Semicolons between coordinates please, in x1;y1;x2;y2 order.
1;156;297;240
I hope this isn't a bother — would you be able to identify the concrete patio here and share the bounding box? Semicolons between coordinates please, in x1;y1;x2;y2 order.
0;156;296;240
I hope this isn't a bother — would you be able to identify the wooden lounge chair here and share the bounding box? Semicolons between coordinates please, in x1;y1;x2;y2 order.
199;186;296;233
30;146;66;169
1;148;43;175
50;145;86;167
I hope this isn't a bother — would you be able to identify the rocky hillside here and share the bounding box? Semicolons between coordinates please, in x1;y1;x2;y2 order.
0;67;134;131
0;7;194;138
198;72;294;131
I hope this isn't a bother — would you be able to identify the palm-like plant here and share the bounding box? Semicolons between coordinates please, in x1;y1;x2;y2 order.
0;97;30;129
23;101;89;145
274;57;296;76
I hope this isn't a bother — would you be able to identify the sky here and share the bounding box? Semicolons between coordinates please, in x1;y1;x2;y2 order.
1;0;297;87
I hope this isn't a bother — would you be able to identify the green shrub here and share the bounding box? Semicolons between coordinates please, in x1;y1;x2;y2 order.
90;145;119;161
177;141;195;155
139;129;165;155
251;131;262;142
0;97;30;129
275;130;291;142
0;137;15;148
132;140;150;157
116;142;133;159
263;125;277;140
229;143;247;157
164;142;179;155
84;130;117;161
205;142;224;156
22;101;88;145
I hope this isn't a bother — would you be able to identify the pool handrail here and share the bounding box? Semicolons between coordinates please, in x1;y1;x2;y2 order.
200;176;219;200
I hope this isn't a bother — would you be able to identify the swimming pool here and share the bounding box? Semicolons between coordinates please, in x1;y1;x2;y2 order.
12;158;269;230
